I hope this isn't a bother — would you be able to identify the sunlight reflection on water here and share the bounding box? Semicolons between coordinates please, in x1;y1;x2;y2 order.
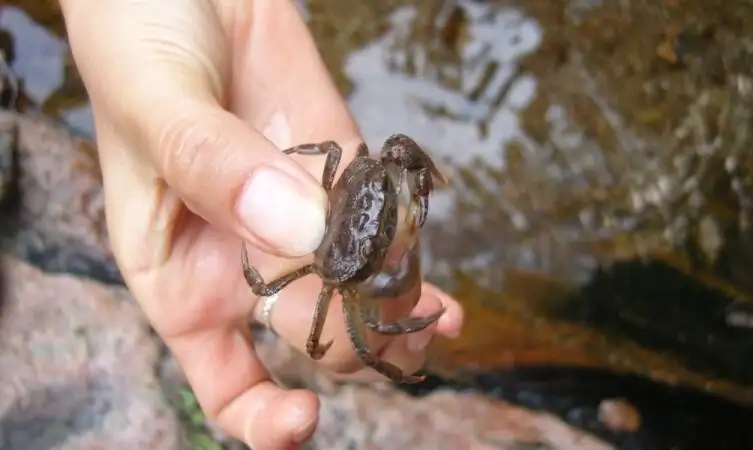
345;2;542;220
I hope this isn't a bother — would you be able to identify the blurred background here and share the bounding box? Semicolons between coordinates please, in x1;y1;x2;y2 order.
1;0;753;449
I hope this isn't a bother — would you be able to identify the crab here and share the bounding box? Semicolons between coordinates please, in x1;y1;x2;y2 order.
241;133;448;383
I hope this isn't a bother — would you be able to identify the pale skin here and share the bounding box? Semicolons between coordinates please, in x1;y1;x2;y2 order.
59;1;464;449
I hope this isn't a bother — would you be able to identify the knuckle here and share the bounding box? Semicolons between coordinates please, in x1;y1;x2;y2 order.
155;113;230;192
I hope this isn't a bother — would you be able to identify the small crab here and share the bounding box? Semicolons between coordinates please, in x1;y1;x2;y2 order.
241;134;448;383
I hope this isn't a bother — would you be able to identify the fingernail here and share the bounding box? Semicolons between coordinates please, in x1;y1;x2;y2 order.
407;331;433;354
237;165;326;256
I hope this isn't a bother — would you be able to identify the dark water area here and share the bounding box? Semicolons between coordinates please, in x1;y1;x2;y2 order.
401;367;753;450
3;0;753;448
559;259;753;387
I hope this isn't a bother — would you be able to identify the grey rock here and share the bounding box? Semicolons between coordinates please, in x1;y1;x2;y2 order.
0;255;185;450
0;111;122;285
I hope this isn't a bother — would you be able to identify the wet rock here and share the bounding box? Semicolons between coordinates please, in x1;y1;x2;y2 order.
0;111;122;285
253;329;613;450
0;255;185;449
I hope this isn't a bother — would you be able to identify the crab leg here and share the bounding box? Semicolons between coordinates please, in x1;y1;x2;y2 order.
306;283;335;360
361;301;446;335
341;289;425;384
241;243;314;297
283;141;343;191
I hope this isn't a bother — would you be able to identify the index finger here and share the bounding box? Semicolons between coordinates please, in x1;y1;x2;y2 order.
232;0;362;164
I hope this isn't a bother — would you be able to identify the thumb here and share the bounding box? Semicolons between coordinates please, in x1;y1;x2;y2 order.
61;0;328;258
150;99;328;258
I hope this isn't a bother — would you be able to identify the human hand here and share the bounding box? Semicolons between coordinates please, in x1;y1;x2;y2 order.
60;0;464;448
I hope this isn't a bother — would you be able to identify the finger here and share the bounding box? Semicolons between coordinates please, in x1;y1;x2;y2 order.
167;327;319;449
421;282;465;338
231;0;362;168
62;0;327;259
149;102;328;259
